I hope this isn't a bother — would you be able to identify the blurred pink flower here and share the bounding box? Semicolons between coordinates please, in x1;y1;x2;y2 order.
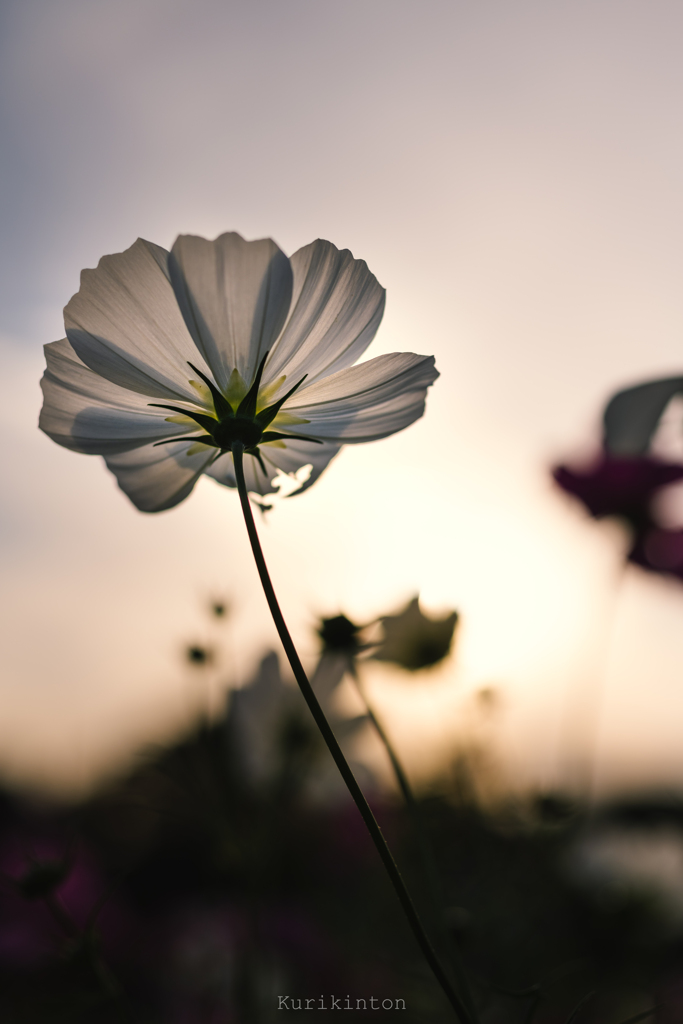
554;453;683;580
629;527;683;579
553;454;683;527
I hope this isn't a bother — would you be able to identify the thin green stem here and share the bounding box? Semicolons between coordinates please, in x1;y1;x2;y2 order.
351;671;480;1023
231;443;471;1023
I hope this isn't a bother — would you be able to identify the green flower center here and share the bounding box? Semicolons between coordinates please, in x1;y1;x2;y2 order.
148;352;323;470
211;414;264;450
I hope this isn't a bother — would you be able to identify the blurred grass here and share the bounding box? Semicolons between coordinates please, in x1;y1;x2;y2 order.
0;690;680;1023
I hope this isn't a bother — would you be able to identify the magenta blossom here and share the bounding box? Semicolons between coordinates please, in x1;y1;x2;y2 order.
553;453;683;581
553;454;683;527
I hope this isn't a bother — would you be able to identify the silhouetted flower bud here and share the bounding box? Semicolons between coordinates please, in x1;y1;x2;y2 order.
317;614;363;655
186;645;213;666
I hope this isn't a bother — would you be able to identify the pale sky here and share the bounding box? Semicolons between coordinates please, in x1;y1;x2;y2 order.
3;0;683;798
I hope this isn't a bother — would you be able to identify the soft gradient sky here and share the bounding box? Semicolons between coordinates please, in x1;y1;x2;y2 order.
3;0;683;798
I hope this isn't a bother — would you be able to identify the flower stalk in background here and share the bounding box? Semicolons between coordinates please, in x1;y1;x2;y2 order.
315;606;478;1021
38;233;473;1019
315;598;460;805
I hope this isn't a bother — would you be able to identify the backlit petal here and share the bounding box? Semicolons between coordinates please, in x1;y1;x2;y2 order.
64;238;208;401
39;338;195;454
285;352;438;442
104;441;217;513
262;437;342;495
205;448;280;496
265;239;385;390
169;232;293;391
205;437;342;497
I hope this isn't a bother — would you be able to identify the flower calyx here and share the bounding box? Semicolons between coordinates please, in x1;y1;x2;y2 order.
149;352;323;468
318;614;364;656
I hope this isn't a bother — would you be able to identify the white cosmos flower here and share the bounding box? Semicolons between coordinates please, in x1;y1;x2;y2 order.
40;232;439;512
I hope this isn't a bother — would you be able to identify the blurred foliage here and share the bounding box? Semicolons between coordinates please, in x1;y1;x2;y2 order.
0;598;679;1022
0;690;679;1022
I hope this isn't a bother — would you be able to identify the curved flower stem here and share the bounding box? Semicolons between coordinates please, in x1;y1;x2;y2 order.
351;670;480;1023
231;443;471;1023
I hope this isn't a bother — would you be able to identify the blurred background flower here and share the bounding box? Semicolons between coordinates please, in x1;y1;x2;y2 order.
553;455;683;529
371;595;459;672
228;649;371;800
553;453;683;581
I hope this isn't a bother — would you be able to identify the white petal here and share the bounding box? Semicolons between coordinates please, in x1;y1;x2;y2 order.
104;440;217;513
284;352;438;442
205;448;279;496
169;232;292;390
64;238;209;402
262;437;342;495
39;338;199;455
205;437;342;497
264;239;385;391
